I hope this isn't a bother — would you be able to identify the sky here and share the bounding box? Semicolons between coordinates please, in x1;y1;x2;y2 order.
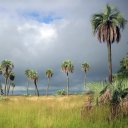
0;0;128;91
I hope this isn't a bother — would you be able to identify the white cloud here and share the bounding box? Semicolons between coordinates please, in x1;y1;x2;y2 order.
39;24;57;41
17;22;57;46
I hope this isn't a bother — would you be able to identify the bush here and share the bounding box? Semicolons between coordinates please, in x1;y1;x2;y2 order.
56;89;66;95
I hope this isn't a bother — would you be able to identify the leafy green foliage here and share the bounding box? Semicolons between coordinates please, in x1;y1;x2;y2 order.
99;85;108;96
111;89;120;104
56;89;66;95
110;80;128;104
118;55;128;79
87;82;106;94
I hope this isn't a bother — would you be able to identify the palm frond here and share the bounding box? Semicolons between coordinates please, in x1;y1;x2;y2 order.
45;69;53;78
61;60;74;74
116;26;121;42
91;4;127;44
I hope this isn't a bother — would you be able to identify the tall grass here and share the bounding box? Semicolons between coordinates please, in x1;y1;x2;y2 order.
0;94;127;128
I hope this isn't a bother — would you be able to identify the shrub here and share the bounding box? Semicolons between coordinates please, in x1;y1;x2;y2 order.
56;89;66;95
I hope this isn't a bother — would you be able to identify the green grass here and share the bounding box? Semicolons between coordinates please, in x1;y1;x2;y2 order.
0;95;127;128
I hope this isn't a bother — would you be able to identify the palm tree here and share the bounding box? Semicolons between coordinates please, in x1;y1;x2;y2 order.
81;62;90;90
45;69;53;96
30;70;39;97
61;60;74;96
7;72;15;95
25;69;31;95
25;69;39;96
1;60;14;95
91;4;127;83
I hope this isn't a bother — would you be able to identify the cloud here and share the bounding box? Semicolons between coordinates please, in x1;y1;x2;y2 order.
0;0;127;92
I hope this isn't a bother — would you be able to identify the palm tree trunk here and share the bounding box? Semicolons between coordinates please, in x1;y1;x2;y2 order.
0;80;4;95
84;73;86;91
4;78;8;96
27;80;29;95
107;42;112;83
46;78;50;96
12;87;14;95
0;82;2;95
67;72;69;96
7;80;11;95
34;79;39;97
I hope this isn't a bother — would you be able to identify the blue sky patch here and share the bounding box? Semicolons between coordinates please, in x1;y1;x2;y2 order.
20;10;62;24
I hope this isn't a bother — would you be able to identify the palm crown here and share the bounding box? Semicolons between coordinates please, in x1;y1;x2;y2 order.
45;69;53;79
61;60;74;75
81;62;90;73
25;69;38;81
1;60;14;75
91;4;127;43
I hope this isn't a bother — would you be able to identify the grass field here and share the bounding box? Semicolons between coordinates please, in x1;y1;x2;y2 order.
0;95;127;128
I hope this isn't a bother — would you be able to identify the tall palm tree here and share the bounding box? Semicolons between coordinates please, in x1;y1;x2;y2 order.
61;60;74;96
1;60;14;95
7;72;15;95
25;69;39;96
91;4;127;83
81;62;90;90
45;69;53;96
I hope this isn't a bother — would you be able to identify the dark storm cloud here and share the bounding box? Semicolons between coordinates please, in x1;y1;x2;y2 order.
0;0;127;91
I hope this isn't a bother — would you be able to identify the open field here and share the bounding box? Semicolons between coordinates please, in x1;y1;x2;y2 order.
0;95;127;128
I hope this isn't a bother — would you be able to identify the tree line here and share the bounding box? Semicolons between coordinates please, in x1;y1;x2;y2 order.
0;59;90;96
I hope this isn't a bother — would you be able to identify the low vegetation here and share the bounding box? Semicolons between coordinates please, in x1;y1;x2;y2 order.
0;94;127;128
